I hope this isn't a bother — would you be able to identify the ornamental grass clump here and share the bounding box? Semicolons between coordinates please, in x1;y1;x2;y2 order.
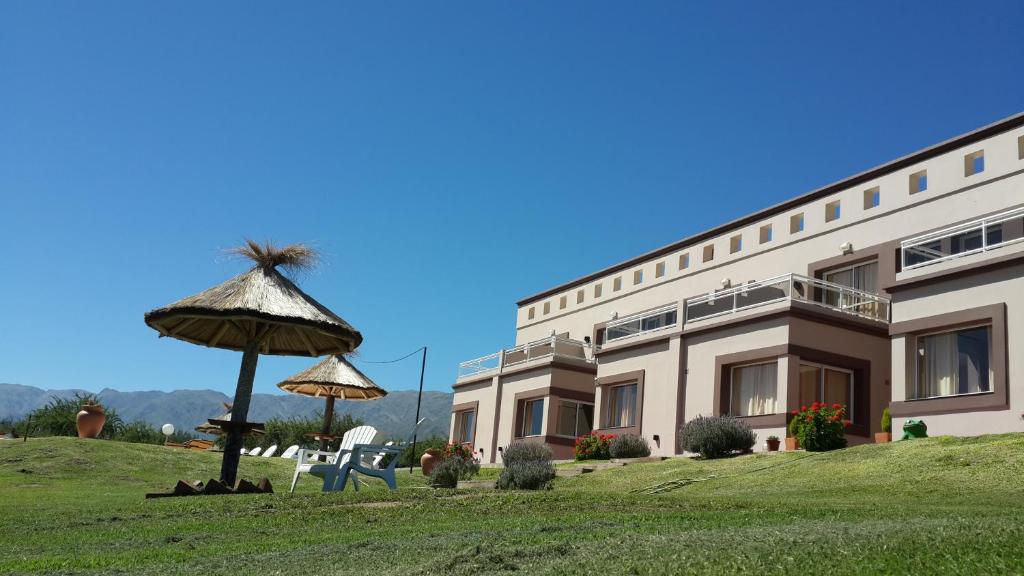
790;402;849;452
608;434;651;459
677;415;756;459
574;432;615;460
497;441;555;490
429;442;480;488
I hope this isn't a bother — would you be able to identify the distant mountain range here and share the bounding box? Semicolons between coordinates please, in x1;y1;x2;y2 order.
0;383;453;440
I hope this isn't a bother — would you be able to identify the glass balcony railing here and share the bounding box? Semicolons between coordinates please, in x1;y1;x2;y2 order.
605;304;679;343
901;207;1024;271
457;336;591;379
684;273;890;323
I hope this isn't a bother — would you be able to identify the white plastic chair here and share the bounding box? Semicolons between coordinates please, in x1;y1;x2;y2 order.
240;448;248;455
290;425;379;493
248;446;262;457
280;445;300;459
261;445;278;458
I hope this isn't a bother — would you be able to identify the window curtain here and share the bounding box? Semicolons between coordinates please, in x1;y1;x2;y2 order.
731;363;778;416
457;411;475;444
920;333;958;398
521;399;544;436
608;384;637;427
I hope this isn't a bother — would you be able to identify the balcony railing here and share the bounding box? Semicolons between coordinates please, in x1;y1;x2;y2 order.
457;335;591;379
901;206;1024;271
605;304;678;343
684;273;890;323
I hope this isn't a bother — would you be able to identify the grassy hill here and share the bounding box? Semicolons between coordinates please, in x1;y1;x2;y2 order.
3;435;1024;574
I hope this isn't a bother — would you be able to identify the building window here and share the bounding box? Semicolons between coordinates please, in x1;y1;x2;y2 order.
730;362;778;416
790;213;804;233
823;260;881;317
863;187;880;210
655;261;666;278
543;302;550;315
1019;135;1024;160
605;383;637;428
577;289;585;304
910;170;927;194
594;283;603;298
964;150;985;176
453;409;476;445
798;363;853;415
702;244;714;263
825;199;841;222
633;269;643;285
759;224;773;244
555;400;594;437
679;253;690;270
527;307;535;320
613;277;622;292
518;398;545;437
559;295;567;310
729;234;742;254
914;326;992;399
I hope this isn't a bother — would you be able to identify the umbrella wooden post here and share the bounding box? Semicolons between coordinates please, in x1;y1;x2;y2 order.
220;338;260;487
320;396;335;452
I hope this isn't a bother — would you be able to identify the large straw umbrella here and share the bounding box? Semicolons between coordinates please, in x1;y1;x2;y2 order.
277;354;386;451
144;241;361;487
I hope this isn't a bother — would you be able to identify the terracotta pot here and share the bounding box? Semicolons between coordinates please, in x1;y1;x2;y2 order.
76;405;106;439
420;448;442;476
766;439;781;452
784;437;799;451
874;432;892;443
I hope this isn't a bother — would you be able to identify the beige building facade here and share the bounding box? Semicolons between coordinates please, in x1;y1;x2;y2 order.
451;113;1024;462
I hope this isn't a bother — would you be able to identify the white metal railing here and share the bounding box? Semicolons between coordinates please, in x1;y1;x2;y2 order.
457;336;591;379
901;206;1024;271
457;352;501;378
605;304;678;343
684;273;890;323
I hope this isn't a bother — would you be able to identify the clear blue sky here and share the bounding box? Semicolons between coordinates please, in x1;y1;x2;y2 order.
1;2;1022;398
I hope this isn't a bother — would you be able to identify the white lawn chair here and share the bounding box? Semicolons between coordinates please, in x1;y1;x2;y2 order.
261;445;278;458
289;425;379;493
280;445;300;459
371;441;395;469
248;447;262;457
240;448;248;455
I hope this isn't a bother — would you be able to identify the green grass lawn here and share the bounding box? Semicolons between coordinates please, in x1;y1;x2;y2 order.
3;435;1024;575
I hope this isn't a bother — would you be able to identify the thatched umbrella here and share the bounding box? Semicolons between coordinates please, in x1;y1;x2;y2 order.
194;403;266;437
144;241;362;487
277;354;386;451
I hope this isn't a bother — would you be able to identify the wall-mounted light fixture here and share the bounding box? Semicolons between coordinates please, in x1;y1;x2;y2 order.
840;241;853;255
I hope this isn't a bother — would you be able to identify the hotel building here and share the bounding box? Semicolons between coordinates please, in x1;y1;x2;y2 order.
450;113;1024;462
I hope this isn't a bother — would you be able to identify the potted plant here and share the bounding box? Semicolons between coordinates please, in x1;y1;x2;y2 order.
875;407;892;443
785;413;801;451
420;447;442;476
76;401;106;439
766;435;781;452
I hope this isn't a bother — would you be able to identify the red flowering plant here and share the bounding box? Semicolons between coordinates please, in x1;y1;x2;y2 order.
574;432;616;461
443;442;478;463
789;402;849;452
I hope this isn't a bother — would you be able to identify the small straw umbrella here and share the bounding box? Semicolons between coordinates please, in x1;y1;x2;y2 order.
195;403;266;437
277;354;387;452
144;241;361;487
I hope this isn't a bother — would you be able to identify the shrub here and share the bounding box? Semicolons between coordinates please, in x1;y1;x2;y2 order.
237;413;362;451
502;441;552;466
496;461;555;490
677;415;756;459
608;434;651;459
429;442;480;488
790;402;848;452
574;432;615;460
881;407;892;433
26;394;125;439
496;439;554;490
